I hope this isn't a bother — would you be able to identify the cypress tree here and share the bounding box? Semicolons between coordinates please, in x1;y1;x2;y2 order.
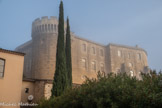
65;17;72;87
51;1;67;97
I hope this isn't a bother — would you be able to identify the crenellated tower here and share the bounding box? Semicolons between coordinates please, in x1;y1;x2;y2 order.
31;16;59;80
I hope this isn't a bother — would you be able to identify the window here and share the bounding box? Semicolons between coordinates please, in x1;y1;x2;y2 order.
100;63;104;72
92;47;95;54
91;61;96;71
42;25;44;32
39;25;41;31
130;71;134;77
129;63;133;67
48;24;50;31
45;24;47;31
81;58;86;68
54;24;57;31
128;53;131;59
118;50;122;57
40;38;45;45
51;24;53;31
25;88;29;93
100;49;104;56
137;53;141;60
37;26;39;32
82;44;86;52
0;59;5;77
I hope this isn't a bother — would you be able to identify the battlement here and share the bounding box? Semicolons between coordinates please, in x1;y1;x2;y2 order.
32;16;59;37
32;16;58;25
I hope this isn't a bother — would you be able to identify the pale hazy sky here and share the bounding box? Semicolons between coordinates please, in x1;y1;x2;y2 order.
0;0;162;71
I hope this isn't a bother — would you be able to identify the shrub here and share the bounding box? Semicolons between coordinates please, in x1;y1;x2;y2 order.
37;72;162;108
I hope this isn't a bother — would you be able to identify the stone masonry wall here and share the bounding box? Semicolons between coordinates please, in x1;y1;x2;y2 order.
16;16;149;102
107;44;148;79
15;16;149;84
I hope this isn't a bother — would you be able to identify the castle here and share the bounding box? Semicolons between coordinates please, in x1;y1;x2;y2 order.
15;16;149;102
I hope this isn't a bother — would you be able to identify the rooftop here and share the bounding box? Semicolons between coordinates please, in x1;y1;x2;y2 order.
0;48;25;56
108;43;147;55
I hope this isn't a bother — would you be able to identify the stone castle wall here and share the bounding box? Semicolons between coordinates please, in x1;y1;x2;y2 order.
16;16;149;84
71;36;106;84
107;44;148;79
31;16;58;80
15;40;32;78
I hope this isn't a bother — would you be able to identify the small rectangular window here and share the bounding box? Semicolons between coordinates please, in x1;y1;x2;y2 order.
81;58;86;69
82;44;86;52
0;59;5;78
92;47;96;54
118;50;122;57
128;53;131;59
137;53;141;60
129;63;133;67
100;49;104;56
54;24;57;31
91;61;96;71
25;88;29;93
100;63;104;72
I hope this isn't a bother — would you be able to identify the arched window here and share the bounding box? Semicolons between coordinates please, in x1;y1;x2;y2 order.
100;63;104;72
91;61;96;71
92;47;95;54
0;58;5;77
100;49;104;56
82;44;86;52
81;58;86;68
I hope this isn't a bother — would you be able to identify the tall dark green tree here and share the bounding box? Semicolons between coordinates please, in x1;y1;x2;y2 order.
51;1;67;97
65;17;72;87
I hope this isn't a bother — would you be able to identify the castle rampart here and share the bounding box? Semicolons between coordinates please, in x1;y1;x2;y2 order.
31;16;59;80
16;16;150;101
32;16;58;37
15;16;149;96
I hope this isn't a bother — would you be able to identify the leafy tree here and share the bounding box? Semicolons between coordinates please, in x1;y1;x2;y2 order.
65;17;72;87
51;1;67;97
39;71;162;108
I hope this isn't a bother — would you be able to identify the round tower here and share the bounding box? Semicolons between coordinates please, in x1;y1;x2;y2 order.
31;16;58;80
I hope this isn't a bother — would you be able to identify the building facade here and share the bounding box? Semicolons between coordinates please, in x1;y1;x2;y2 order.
15;16;149;102
0;48;24;108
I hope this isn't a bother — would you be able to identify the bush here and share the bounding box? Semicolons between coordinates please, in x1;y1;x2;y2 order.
37;72;162;108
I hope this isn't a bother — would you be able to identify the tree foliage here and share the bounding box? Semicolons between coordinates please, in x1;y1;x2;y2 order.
65;17;72;87
51;1;67;97
39;71;162;108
